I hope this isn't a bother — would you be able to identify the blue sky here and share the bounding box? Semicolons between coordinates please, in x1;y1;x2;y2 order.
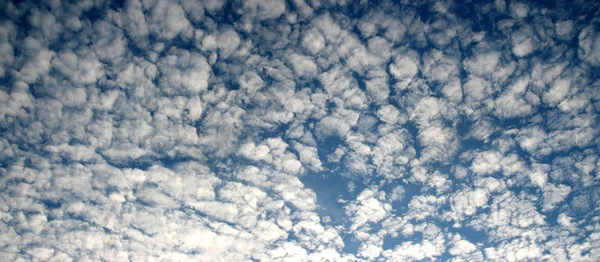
0;0;599;261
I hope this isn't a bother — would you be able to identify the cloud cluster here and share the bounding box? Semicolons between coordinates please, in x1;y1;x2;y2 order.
1;0;599;261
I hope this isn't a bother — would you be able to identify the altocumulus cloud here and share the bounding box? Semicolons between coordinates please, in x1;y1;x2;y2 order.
1;0;600;261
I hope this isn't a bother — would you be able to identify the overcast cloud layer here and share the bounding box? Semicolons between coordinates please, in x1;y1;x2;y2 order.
1;0;600;261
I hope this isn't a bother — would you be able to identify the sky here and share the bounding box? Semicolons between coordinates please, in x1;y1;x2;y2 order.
0;0;599;261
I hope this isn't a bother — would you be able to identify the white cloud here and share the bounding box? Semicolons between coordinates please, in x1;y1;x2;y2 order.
542;183;571;212
287;53;318;78
463;76;493;106
218;29;241;58
346;188;391;231
147;0;193;40
543;78;571;105
17;42;54;83
119;0;149;42
157;49;212;94
464;52;501;76
390;55;418;81
418;125;459;163
555;20;573;39
516;125;550;156
511;30;535;57
470;150;503;175
494;76;534;118
382;237;445;261
509;2;530;19
410;97;460;163
422;50;458;84
302;29;326;55
442;78;463;104
376;105;401;124
239;141;271;161
241;0;286;21
0;21;16;77
578;25;600;65
408;195;447;221
447;188;489;222
449;239;477;256
316;115;352;139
